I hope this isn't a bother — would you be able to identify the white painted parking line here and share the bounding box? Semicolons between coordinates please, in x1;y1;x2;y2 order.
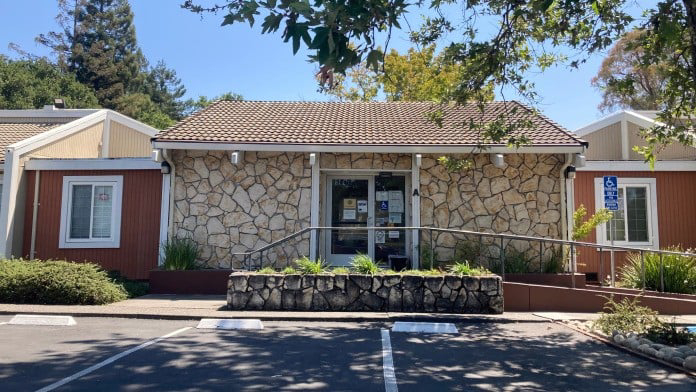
196;318;264;330
0;322;7;326
9;314;76;326
391;321;458;334
35;326;192;392
381;329;399;392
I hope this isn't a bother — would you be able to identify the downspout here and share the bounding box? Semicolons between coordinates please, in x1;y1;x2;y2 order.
559;153;573;242
29;170;40;259
162;148;176;238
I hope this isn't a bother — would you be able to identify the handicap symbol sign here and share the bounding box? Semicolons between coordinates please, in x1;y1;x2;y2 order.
603;176;619;211
379;201;389;211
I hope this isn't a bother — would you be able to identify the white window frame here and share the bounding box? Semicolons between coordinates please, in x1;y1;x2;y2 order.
593;177;659;249
59;175;123;249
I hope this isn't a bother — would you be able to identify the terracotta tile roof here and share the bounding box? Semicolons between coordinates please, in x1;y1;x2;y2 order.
0;122;62;162
156;101;584;147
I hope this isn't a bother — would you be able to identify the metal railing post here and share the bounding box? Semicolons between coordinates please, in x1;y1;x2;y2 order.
610;247;616;287
570;242;576;289
314;228;321;262
640;250;646;291
539;241;543;273
660;253;665;293
259;250;263;269
500;237;505;280
599;247;603;286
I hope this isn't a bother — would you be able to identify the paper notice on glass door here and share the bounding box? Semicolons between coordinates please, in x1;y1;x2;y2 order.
388;190;403;212
376;191;388;201
343;209;356;220
357;200;368;213
388;213;402;224
375;230;386;244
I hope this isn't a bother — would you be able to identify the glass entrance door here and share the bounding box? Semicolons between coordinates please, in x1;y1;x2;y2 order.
325;174;408;267
325;176;374;265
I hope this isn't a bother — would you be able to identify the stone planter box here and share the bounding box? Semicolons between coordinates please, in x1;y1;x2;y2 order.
505;273;586;288
227;273;503;313
150;269;234;295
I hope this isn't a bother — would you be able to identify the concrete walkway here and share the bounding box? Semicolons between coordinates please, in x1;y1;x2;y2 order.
1;294;695;323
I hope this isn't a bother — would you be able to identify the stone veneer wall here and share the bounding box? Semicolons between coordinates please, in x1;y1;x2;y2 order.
228;273;503;313
320;153;412;170
419;153;565;263
172;150;312;268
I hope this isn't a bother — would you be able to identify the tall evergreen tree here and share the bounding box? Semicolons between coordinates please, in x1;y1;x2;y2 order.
39;0;146;109
143;60;187;120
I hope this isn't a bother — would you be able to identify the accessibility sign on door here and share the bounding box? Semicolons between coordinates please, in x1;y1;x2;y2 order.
603;176;619;211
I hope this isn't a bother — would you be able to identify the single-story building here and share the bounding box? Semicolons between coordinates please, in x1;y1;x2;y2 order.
0;104;165;279
574;109;696;282
152;101;587;270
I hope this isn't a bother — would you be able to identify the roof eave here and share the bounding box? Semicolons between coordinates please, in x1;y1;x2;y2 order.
152;140;585;154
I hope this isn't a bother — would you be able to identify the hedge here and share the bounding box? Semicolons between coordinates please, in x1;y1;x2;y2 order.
0;260;128;305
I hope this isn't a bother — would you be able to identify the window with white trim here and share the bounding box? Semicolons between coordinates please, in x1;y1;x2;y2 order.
59;176;123;248
593;177;659;248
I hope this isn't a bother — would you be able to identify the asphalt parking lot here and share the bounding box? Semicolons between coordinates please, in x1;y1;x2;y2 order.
0;315;694;391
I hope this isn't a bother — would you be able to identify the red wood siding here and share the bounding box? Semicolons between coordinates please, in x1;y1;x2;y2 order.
23;169;162;280
574;171;696;276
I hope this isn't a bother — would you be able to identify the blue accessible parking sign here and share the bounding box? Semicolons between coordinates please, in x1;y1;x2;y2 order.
603;176;619;211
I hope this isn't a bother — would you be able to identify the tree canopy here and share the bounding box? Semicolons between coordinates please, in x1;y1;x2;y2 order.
184;0;696;161
592;30;668;113
324;45;493;103
0;55;99;109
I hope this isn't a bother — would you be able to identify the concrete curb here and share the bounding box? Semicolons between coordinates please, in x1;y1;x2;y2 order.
0;308;546;323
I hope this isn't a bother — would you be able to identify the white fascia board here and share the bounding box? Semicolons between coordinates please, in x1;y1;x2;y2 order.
0;108;100;118
575;110;664;138
105;110;158;137
575;111;627;137
9;110;108;155
25;158;162;171
151;141;584;154
578;160;696;171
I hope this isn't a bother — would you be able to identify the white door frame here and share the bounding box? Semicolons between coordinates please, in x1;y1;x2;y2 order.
324;175;375;266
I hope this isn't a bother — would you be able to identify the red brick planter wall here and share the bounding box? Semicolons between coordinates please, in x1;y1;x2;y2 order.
149;269;233;295
505;273;586;288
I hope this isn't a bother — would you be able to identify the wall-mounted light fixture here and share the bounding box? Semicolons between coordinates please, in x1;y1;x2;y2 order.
491;153;506;169
151;149;163;163
230;151;243;165
160;161;171;174
564;165;576;179
574;154;586;168
309;153;317;166
415;153;422;167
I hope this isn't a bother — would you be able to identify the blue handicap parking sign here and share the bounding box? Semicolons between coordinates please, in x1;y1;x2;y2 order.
379;201;389;210
603;176;619;211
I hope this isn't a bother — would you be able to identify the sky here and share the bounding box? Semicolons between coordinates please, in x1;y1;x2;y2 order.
0;1;656;130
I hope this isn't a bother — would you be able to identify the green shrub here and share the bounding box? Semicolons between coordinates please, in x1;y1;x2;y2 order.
107;271;148;298
644;322;696;346
281;266;298;274
501;248;533;273
593;296;662;335
257;267;276;274
332;267;350;274
619;249;696;294
449;262;491;276
294;256;327;274
351;253;379;275
0;260;128;305
420;246;436;270
161;237;200;270
543;247;566;274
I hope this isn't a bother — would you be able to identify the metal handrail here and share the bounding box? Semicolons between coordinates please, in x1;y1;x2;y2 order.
229;226;695;291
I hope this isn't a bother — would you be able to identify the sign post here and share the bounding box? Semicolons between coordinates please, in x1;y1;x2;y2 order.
603;176;619;287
